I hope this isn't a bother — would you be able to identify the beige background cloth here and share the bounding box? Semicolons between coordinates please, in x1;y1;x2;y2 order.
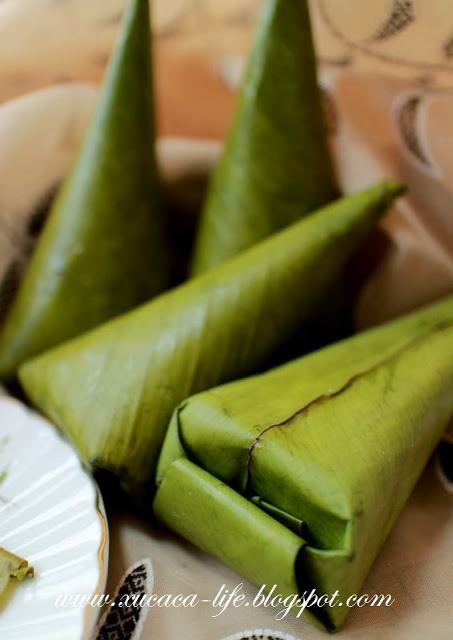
107;464;452;639
0;1;452;638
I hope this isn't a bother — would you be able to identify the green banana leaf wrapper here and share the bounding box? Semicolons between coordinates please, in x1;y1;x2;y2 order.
0;0;169;380
19;182;401;500
154;294;453;631
191;0;337;275
0;548;33;597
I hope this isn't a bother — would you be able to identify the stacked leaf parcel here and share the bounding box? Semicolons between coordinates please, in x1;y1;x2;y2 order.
18;182;400;501
0;0;168;380
155;295;453;630
12;0;404;500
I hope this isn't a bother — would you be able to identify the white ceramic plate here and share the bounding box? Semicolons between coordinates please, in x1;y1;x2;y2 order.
0;395;108;640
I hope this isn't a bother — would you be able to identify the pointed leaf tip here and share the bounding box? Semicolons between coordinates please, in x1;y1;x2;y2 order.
379;179;406;202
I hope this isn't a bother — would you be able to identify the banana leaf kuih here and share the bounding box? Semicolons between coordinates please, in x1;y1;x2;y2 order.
19;182;401;501
0;0;168;380
190;0;336;275
154;295;453;631
0;548;33;597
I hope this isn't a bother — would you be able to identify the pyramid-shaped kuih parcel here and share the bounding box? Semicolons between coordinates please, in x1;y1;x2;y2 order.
19;183;402;501
0;0;169;380
191;0;337;274
155;294;453;631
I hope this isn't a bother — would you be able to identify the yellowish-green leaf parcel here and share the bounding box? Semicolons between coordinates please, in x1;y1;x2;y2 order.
0;0;168;380
154;295;453;630
19;182;401;501
191;0;336;275
0;548;33;598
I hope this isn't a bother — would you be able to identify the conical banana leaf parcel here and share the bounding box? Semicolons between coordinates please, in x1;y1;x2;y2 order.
0;0;168;380
154;295;453;631
191;0;336;275
19;182;401;500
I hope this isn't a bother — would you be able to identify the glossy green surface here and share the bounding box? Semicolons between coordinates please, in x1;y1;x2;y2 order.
0;0;168;379
19;182;400;500
191;0;336;275
155;294;453;630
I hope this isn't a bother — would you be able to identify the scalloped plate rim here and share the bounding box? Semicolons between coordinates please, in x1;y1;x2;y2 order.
0;394;109;640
